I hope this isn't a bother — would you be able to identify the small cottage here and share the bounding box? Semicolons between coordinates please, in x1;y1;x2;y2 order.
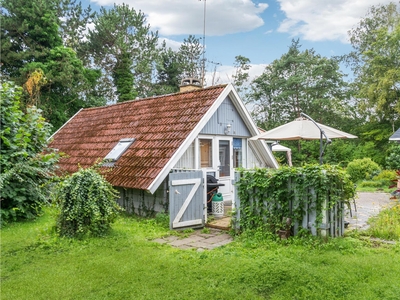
48;82;278;229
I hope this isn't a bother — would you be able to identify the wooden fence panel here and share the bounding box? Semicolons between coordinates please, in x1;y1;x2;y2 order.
234;171;346;237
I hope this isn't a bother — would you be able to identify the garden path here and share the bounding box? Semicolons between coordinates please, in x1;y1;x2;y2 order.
345;192;397;230
153;228;233;251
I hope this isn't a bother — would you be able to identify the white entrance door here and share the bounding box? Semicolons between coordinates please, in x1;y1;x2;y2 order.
216;138;233;203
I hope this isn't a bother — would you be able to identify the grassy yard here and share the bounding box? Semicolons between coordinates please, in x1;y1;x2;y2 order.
1;208;400;300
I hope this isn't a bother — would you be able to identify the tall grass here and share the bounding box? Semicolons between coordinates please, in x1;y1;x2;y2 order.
1;207;400;300
367;202;400;240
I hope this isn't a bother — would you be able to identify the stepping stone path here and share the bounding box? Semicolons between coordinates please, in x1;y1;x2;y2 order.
153;228;233;251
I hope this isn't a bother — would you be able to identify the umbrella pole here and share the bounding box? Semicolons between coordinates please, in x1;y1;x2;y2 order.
301;112;331;165
320;131;323;165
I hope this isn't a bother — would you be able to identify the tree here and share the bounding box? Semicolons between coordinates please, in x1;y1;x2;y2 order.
348;2;400;126
19;46;104;129
1;0;105;130
0;82;60;224
0;0;63;80
249;39;350;130
87;3;159;102
178;35;204;81
152;41;183;95
58;0;96;55
232;55;251;99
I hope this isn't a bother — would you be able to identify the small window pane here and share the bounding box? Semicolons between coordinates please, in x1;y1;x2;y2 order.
233;138;242;168
200;139;212;168
104;138;135;162
219;140;230;177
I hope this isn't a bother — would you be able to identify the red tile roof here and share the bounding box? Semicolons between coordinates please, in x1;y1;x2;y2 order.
49;85;227;190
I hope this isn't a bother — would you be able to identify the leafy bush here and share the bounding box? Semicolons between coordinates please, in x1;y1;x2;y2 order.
358;180;387;188
56;167;122;237
0;82;59;224
346;158;381;183
373;170;397;185
386;144;400;170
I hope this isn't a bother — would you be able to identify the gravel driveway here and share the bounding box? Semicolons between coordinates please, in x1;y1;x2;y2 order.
345;192;396;230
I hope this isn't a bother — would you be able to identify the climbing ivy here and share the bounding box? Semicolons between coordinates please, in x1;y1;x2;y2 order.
55;166;122;237
236;165;355;235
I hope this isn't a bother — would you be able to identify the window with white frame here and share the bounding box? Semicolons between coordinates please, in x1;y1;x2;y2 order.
104;138;135;164
233;138;243;168
199;139;213;168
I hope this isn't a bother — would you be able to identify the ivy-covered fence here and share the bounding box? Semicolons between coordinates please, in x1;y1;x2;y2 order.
234;165;356;237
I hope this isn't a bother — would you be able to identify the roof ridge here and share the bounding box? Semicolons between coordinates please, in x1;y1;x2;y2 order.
83;84;228;112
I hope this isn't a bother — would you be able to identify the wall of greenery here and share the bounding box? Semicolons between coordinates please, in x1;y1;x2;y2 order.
235;165;356;236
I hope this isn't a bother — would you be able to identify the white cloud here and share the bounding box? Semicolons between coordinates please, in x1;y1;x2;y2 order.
90;0;268;36
276;0;394;43
159;38;182;51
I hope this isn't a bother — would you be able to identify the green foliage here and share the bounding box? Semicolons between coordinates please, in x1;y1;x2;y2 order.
232;55;251;98
55;167;122;237
1;0;106;130
154;212;170;228
353;170;396;192
87;3;158;100
112;50;137;102
2;209;400;299
0;82;60;224
373;169;397;185
249;39;350;130
386;143;400;169
236;165;355;235
348;2;400;124
366;203;400;240
1;0;63;78
152;41;182;96
178;35;204;80
346;158;381;183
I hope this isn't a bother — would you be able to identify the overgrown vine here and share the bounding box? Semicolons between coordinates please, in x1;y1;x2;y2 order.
236;164;355;235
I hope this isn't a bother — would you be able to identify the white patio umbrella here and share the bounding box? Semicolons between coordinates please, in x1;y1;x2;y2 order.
272;143;292;166
251;118;357;141
389;128;400;142
251;113;357;164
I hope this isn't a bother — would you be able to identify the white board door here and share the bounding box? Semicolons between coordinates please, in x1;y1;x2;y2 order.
169;170;205;229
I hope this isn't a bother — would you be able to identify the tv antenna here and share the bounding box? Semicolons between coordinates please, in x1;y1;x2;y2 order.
209;60;221;86
199;0;206;87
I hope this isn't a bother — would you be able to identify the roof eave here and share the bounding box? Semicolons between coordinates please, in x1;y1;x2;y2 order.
147;84;278;193
147;85;231;194
227;84;279;169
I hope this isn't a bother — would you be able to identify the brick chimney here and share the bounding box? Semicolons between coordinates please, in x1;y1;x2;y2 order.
179;78;202;93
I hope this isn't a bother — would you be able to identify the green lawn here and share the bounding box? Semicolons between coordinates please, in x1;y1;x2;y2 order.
1;209;400;300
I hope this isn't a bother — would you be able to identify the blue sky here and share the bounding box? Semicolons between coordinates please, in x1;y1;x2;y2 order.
83;0;393;85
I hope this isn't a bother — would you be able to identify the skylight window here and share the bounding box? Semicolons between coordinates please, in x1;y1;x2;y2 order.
104;138;135;163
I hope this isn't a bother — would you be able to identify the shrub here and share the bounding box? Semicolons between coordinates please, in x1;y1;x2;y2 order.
372;170;397;186
386;144;400;170
56;167;122;237
346;158;381;183
0;82;59;224
358;180;387;188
